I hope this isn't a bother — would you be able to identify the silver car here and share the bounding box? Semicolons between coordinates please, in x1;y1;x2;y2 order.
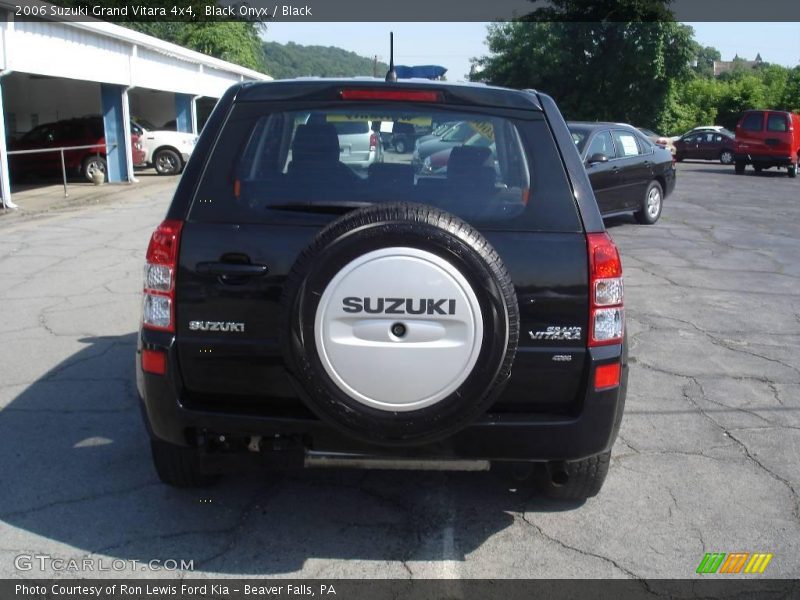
331;120;383;171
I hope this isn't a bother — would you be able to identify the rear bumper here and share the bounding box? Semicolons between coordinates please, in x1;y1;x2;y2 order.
735;153;795;166
340;156;376;170
137;330;627;463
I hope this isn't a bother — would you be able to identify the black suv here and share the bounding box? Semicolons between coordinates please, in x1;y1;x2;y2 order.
136;80;628;500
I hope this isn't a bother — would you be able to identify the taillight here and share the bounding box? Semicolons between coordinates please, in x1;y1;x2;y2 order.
142;220;183;332
340;89;442;102
587;232;624;346
141;349;167;375
369;132;378;151
594;363;621;390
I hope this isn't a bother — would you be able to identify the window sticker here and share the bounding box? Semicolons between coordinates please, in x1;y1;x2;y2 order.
619;135;638;156
468;121;495;141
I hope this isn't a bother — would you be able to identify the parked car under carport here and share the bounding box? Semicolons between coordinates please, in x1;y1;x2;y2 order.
8;116;145;183
130;118;196;175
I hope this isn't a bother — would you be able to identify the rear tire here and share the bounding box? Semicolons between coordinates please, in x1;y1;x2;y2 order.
533;452;611;501
734;160;745;174
634;180;663;225
394;137;407;154
719;150;734;165
150;440;217;488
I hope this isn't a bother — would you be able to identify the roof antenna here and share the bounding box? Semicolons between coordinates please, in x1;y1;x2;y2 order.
385;32;397;82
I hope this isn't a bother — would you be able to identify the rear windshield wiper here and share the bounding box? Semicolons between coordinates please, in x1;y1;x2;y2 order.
265;201;375;215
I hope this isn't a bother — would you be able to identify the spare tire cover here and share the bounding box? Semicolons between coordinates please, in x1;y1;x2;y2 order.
281;203;519;445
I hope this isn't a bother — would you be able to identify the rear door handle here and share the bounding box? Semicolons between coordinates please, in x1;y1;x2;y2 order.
196;262;269;277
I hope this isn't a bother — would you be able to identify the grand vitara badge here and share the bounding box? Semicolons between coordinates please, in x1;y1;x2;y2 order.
188;321;245;333
529;326;582;341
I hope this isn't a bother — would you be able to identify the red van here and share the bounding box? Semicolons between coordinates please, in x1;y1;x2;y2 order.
734;110;800;177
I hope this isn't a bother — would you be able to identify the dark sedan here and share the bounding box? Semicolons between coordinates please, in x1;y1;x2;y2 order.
411;121;487;170
568;122;676;225
674;130;736;164
412;120;461;151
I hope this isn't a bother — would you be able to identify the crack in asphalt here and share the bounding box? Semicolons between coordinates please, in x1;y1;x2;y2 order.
725;429;800;522
767;382;786;407
613;446;736;463
634;356;798;387
191;486;273;571
637;314;800;378
515;512;656;590
0;481;160;520
680;378;800;524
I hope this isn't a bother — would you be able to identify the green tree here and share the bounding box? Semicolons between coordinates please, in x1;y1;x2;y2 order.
129;21;266;72
692;45;721;78
261;42;387;79
760;64;790;107
660;75;722;134
519;0;674;21
715;75;767;129
470;15;695;131
783;67;800;112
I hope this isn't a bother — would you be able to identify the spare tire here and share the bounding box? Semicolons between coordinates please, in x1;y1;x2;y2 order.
280;202;519;446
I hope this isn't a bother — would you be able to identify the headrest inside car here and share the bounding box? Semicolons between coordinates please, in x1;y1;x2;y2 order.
448;146;492;180
292;124;340;164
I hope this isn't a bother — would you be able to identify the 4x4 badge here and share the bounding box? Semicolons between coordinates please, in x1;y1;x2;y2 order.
529;326;581;341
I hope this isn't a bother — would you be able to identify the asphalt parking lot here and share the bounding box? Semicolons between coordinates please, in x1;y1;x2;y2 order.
0;161;797;579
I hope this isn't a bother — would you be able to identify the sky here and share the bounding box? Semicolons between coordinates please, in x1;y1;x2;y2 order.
263;22;800;82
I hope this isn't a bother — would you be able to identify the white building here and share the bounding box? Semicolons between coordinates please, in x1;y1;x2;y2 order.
0;0;272;207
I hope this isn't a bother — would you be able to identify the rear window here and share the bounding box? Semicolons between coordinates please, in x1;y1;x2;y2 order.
741;113;763;131
766;114;788;132
569;128;589;153
584;131;613;157
22;124;57;144
189;101;581;232
64;120;97;140
611;130;641;157
440;122;473;143
635;133;654;153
